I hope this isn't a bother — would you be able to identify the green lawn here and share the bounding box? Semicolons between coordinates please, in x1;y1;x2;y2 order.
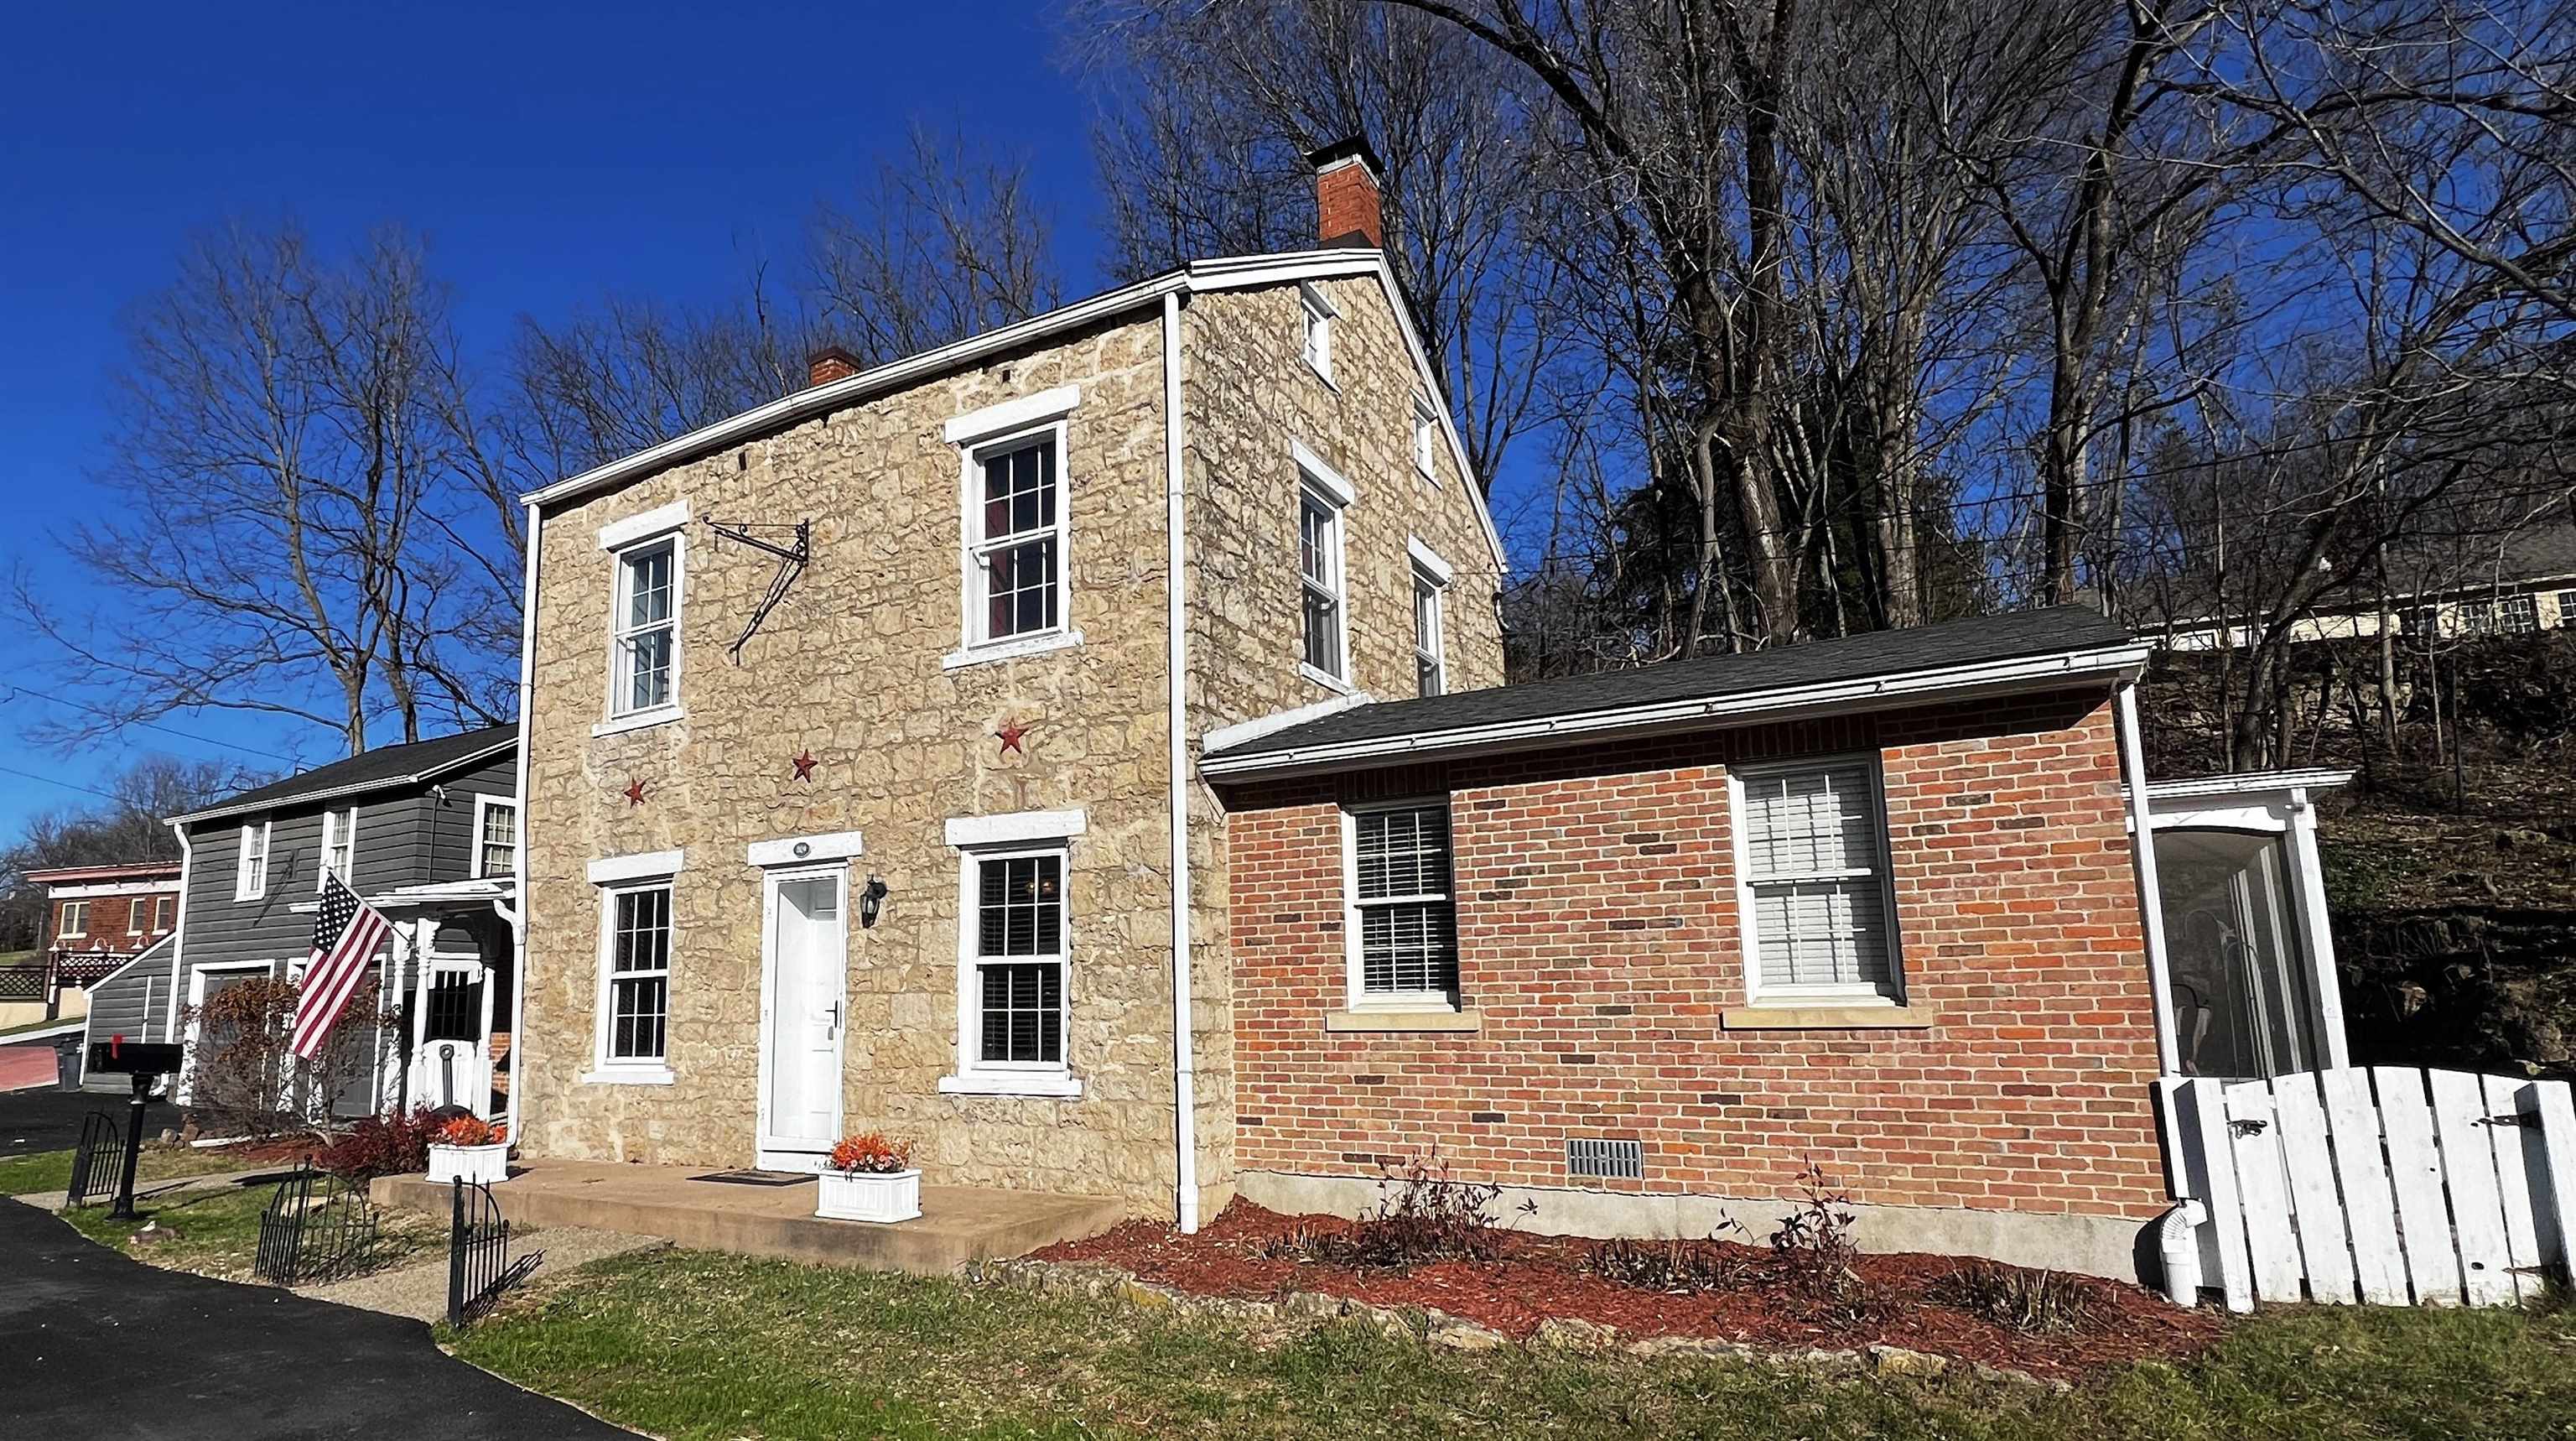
444;1248;2576;1441
0;1142;283;1199
55;1173;443;1282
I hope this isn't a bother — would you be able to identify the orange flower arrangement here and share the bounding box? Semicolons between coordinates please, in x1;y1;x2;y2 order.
826;1131;915;1174
432;1115;507;1147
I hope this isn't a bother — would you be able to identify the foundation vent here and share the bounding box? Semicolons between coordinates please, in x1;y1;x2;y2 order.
1566;1137;1644;1181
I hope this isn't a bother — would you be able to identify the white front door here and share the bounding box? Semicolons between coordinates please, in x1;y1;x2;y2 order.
757;869;847;1168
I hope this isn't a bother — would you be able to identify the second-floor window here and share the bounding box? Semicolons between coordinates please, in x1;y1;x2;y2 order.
612;537;680;715
1413;567;1446;697
235;821;271;901
1300;282;1335;382
475;798;520;879
58;900;87;939
149;893;174;934
1299;487;1347;681
319;807;356;888
1413;395;1439;479
969;433;1066;646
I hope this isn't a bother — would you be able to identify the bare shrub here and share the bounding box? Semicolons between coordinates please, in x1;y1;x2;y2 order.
1768;1161;1883;1327
1928;1259;2106;1334
181;975;388;1138
1580;1226;1746;1293
1259;1150;1534;1271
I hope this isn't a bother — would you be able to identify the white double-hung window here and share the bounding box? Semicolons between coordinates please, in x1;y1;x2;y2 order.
1346;799;1460;1010
969;433;1066;644
234;821;271;901
1408;538;1452;698
58;900;88;939
473;796;520;879
942;808;1086;1097
612;538;679;715
1412;394;1439;480
600;882;674;1065
1295;444;1354;686
1300;282;1336;382
318;807;356;888
1733;757;1903;1002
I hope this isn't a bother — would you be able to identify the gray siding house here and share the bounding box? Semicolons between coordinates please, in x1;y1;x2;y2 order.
85;726;521;1118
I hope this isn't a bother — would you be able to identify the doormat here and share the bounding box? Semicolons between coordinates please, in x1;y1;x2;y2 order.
689;1169;815;1187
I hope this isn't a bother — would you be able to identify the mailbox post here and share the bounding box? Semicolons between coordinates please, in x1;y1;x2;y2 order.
86;1037;184;1220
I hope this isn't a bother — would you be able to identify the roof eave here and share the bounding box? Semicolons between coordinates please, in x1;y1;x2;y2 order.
166;736;518;825
1198;642;2153;782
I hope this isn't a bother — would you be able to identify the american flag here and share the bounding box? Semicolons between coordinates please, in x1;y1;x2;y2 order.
289;871;391;1061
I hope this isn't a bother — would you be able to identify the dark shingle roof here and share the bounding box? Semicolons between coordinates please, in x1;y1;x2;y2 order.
1209;606;2135;762
174;724;517;822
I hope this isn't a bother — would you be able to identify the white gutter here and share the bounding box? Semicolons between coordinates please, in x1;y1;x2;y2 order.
1201;642;2153;779
1161;291;1201;1235
2114;680;2181;1079
167;737;519;825
503;501;542;1149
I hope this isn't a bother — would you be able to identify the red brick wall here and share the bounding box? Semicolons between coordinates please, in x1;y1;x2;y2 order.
1222;687;2168;1221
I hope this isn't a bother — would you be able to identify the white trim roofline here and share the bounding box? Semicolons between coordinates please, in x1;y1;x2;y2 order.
1199;642;2154;780
167;736;519;825
2142;767;2355;801
517;249;1509;577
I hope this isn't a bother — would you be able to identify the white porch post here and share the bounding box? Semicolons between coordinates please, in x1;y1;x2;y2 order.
2283;785;2353;1069
2116;681;2179;1075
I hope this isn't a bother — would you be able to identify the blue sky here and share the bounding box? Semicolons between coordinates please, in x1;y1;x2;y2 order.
0;1;1106;834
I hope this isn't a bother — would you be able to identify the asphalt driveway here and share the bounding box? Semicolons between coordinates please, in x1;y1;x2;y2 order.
0;1199;635;1439
1;1085;138;1156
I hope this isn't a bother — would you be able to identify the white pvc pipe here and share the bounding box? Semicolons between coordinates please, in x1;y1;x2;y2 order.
1161;290;1200;1233
502;500;542;1147
2158;1198;2207;1307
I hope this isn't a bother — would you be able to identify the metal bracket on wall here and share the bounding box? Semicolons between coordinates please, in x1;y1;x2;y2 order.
700;518;811;664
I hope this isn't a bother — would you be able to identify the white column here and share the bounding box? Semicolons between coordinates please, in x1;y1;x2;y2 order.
2283;786;2352;1069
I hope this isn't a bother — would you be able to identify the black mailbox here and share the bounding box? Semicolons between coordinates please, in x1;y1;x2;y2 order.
87;1038;185;1076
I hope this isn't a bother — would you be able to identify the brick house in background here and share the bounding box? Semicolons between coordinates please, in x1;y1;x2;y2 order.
505;143;2348;1278
0;861;183;1028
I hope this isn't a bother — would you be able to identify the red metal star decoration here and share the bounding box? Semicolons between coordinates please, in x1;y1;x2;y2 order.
995;718;1030;756
792;750;819;783
623;777;648;807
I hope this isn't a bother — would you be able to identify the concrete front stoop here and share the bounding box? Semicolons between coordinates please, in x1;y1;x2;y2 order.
372;1159;1130;1276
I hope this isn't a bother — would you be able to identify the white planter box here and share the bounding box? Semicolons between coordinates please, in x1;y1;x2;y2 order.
817;1168;921;1224
427;1142;509;1186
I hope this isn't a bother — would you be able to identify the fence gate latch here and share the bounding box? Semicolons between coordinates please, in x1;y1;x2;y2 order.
2228;1117;2268;1137
2476;1112;2532;1129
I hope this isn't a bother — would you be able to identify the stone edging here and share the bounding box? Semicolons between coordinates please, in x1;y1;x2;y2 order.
963;1257;2072;1392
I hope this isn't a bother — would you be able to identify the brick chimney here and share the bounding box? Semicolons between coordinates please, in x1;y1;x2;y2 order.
1307;137;1384;249
807;346;861;388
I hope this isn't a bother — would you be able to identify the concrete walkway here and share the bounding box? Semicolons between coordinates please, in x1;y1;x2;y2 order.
301;1225;666;1324
376;1158;1130;1275
10;1163;299;1214
0;1199;636;1440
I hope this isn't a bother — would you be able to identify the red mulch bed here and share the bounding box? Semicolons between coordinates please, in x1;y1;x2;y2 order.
1032;1201;2224;1382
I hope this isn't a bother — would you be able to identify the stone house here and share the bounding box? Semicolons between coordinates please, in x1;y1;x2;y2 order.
508;148;2345;1277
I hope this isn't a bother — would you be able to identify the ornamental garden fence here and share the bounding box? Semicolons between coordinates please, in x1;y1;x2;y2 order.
446;1177;538;1327
2163;1067;2576;1311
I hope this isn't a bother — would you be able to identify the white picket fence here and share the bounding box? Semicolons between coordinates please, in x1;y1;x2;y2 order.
2163;1067;2576;1312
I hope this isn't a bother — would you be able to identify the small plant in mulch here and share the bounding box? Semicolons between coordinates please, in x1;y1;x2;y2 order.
314;1108;439;1181
1578;1230;1746;1293
1767;1161;1885;1327
1256;1149;1535;1270
1928;1259;2107;1335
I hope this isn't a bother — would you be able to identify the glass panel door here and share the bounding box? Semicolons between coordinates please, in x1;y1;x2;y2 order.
2155;827;2321;1079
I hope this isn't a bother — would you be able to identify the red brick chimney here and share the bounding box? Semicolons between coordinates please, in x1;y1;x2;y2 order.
807;346;861;388
1308;138;1384;249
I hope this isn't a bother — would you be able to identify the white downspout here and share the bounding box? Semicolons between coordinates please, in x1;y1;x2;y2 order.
1161;289;1200;1234
162;821;191;1045
502;500;542;1147
2115;679;2178;1076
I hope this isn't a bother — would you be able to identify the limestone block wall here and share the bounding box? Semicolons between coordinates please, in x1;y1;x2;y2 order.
519;312;1192;1205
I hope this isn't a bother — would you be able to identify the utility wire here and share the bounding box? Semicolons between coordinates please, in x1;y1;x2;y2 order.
0;687;300;764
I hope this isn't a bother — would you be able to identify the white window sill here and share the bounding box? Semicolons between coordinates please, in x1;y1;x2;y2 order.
942;628;1083;672
1721;1003;1935;1031
1326;1009;1482;1034
580;1065;677;1085
595;705;685;738
937;1072;1083;1099
1299;662;1354;694
1303;358;1337;390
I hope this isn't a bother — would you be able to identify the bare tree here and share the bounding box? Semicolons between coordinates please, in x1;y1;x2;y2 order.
13;224;506;755
809;129;1064;364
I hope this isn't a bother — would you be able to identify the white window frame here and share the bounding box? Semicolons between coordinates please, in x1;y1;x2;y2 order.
600;514;686;732
1300;281;1336;382
1412;394;1440;481
470;794;521;880
1342;796;1462;1013
1296;445;1354;690
149;892;175;934
953;417;1078;663
317;806;357;891
1408;538;1453;699
940;809;1085;1098
234;821;271;902
58;899;87;940
1729;754;1906;1006
589;875;678;1083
